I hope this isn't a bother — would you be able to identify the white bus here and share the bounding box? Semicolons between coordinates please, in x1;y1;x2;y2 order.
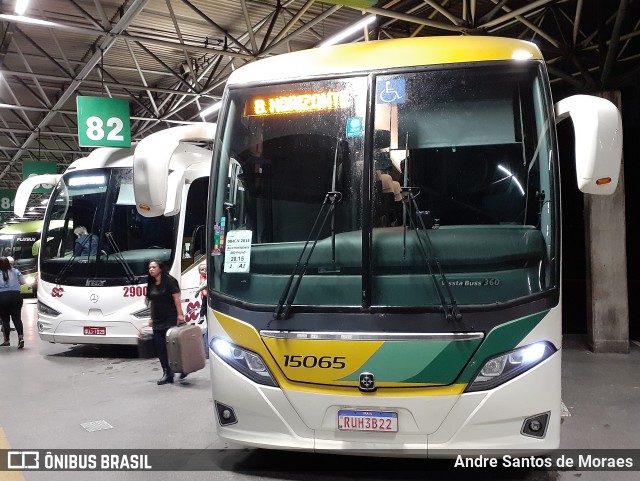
134;37;622;455
13;124;215;345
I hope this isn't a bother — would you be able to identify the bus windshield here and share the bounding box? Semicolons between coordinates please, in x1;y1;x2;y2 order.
211;63;556;310
39;167;178;286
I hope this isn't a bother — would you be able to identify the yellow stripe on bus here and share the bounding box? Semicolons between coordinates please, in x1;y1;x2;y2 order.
213;310;468;396
228;36;542;86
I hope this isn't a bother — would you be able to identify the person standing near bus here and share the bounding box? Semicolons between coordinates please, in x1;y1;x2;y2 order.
0;256;26;348
196;262;207;323
145;259;185;385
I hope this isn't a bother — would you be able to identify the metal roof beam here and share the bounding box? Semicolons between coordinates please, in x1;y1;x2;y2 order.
0;0;151;181
240;0;258;52
179;0;253;57
1;70;217;97
482;0;556;29
422;0;463;26
125;39;160;116
601;0;628;86
364;6;465;32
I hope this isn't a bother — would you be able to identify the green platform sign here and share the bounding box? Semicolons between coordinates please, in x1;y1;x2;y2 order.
0;188;16;215
76;96;131;148
22;161;58;193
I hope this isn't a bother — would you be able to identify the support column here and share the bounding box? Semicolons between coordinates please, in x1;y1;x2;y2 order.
584;90;629;353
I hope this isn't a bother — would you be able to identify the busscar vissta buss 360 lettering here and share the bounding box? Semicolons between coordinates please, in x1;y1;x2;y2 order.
13;124;215;345
183;37;622;455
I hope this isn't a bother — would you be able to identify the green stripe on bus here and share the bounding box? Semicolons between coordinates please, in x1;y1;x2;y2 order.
457;310;548;383
339;341;449;382
403;338;483;384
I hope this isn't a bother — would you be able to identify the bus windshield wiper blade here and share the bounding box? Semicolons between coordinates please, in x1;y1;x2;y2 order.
273;190;342;321
402;187;462;321
55;233;97;283
104;232;137;284
55;252;79;284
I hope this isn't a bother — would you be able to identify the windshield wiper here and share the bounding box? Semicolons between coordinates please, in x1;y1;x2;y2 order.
402;187;461;321
273;190;342;321
55;234;94;284
55;252;79;284
401;133;460;321
104;232;137;284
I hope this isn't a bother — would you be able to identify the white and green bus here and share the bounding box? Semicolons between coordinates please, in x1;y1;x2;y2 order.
138;36;622;455
0;220;42;296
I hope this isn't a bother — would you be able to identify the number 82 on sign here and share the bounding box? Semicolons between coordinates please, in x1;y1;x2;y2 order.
76;96;131;148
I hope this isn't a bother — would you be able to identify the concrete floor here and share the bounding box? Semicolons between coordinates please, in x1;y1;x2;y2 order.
0;300;638;481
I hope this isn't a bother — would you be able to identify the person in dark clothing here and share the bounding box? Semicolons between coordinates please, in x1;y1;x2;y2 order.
0;256;26;348
145;259;185;385
73;226;99;257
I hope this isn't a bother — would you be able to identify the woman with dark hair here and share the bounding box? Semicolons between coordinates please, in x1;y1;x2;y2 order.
0;256;26;348
145;259;185;384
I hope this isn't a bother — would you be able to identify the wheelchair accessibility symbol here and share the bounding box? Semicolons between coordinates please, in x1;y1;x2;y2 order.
376;78;406;104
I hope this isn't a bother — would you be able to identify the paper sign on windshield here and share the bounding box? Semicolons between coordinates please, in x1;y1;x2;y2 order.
224;230;252;273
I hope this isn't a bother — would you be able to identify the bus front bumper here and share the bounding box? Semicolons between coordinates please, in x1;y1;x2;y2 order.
210;349;561;456
37;318;140;345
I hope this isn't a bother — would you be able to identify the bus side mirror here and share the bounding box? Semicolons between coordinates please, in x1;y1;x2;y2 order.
554;95;622;195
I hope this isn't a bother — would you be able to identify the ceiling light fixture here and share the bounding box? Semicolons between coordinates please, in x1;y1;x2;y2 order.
318;15;376;48
200;101;221;119
14;0;29;16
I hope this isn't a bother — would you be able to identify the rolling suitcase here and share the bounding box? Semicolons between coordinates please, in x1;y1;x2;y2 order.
166;324;206;374
137;326;157;359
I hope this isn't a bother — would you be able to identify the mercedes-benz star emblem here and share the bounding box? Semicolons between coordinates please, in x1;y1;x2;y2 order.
359;372;376;392
90;293;99;303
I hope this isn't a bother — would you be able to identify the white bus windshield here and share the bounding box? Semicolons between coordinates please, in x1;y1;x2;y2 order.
39;167;177;286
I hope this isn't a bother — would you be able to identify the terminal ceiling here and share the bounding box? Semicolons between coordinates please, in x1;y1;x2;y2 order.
0;0;637;199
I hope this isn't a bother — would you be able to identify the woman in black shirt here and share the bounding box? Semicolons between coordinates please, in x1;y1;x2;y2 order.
145;259;184;385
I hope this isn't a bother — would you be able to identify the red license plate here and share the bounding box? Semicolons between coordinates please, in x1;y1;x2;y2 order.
84;326;106;335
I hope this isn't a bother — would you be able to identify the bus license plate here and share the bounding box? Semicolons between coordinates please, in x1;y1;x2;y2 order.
338;410;398;432
84;326;106;335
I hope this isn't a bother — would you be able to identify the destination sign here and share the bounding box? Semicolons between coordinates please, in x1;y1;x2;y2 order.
244;91;350;116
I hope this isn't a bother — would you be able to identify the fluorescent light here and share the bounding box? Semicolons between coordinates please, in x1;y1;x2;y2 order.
68;175;106;187
318;15;376;48
200;101;221;119
0;14;55;27
14;0;29;15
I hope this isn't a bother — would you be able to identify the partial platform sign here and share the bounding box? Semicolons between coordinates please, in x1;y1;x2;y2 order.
0;188;16;221
22;161;57;193
77;96;131;147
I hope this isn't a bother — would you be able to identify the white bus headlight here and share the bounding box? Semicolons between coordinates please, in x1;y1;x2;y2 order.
37;301;60;317
24;275;36;285
212;338;278;387
466;341;556;392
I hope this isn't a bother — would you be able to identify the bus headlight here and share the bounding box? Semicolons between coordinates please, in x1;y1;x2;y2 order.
24;275;36;285
211;338;278;387
466;341;556;392
38;301;60;317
